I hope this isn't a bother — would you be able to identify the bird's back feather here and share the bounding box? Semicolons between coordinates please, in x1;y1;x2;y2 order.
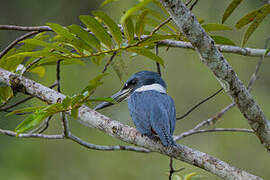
128;90;176;146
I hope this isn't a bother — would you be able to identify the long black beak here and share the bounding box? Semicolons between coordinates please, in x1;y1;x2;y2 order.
94;88;132;110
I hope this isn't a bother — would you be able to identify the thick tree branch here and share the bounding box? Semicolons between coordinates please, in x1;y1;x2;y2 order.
160;0;270;151
0;68;262;180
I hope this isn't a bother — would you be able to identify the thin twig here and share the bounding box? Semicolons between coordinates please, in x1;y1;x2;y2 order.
168;157;185;180
24;57;42;74
56;60;62;92
185;0;193;6
28;116;53;134
0;127;150;153
0;31;39;59
102;51;117;73
190;0;199;11
155;44;161;76
149;17;172;36
68;134;150;152
177;88;223;120
38;116;53;133
0;128;63;139
247;37;270;91
174;128;254;141
0;25;52;31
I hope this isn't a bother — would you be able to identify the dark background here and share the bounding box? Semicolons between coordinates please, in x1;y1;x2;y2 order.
0;0;270;179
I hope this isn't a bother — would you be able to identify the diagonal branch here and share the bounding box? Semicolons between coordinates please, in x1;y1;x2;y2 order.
160;0;270;151
0;68;262;180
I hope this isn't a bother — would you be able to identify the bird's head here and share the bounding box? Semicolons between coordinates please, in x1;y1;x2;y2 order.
94;71;167;110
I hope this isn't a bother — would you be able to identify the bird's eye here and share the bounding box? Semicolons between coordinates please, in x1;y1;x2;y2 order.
130;79;137;85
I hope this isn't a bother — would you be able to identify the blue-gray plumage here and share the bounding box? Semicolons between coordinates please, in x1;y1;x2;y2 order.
128;90;176;146
94;71;176;146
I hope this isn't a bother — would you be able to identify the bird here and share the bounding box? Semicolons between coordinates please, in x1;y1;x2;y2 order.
94;71;176;147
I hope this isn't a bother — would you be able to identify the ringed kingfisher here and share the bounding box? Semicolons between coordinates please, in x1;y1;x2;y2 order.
94;71;176;147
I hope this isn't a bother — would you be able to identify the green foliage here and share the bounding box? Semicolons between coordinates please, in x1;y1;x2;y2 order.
222;0;243;24
223;1;270;46
265;49;270;56
239;4;270;46
128;47;164;66
120;0;153;23
135;10;149;39
202;23;232;32
0;86;13;104
80;15;112;49
92;10;123;46
100;0;119;7
211;36;235;46
11;73;109;133
122;16;135;42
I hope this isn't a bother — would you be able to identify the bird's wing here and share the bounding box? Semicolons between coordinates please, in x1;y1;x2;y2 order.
128;91;176;146
128;92;152;136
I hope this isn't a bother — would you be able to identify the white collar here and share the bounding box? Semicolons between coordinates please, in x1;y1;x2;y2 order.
135;83;166;93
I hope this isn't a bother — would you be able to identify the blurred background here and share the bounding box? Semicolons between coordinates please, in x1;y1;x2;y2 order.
0;0;270;179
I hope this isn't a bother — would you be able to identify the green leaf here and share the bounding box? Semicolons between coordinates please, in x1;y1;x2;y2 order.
91;54;105;65
120;0;153;23
111;56;127;80
202;23;232;31
28;66;46;77
67;24;100;50
47;23;76;40
21;39;71;54
37;57;85;67
81;73;109;95
265;49;270;57
211;35;236;45
7;50;52;60
0;48;22;71
80;15;112;49
127;47;164;66
0;86;13;104
122;16;135;42
45;103;64;115
235;10;260;29
92;11;123;46
152;1;170;16
142;16;174;34
100;0;118;7
62;96;72;109
135;10;149;39
146;8;177;33
48;23;94;53
71;94;84;106
71;107;79;119
222;0;243;23
6;106;45;116
15;111;49;134
242;4;270;46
